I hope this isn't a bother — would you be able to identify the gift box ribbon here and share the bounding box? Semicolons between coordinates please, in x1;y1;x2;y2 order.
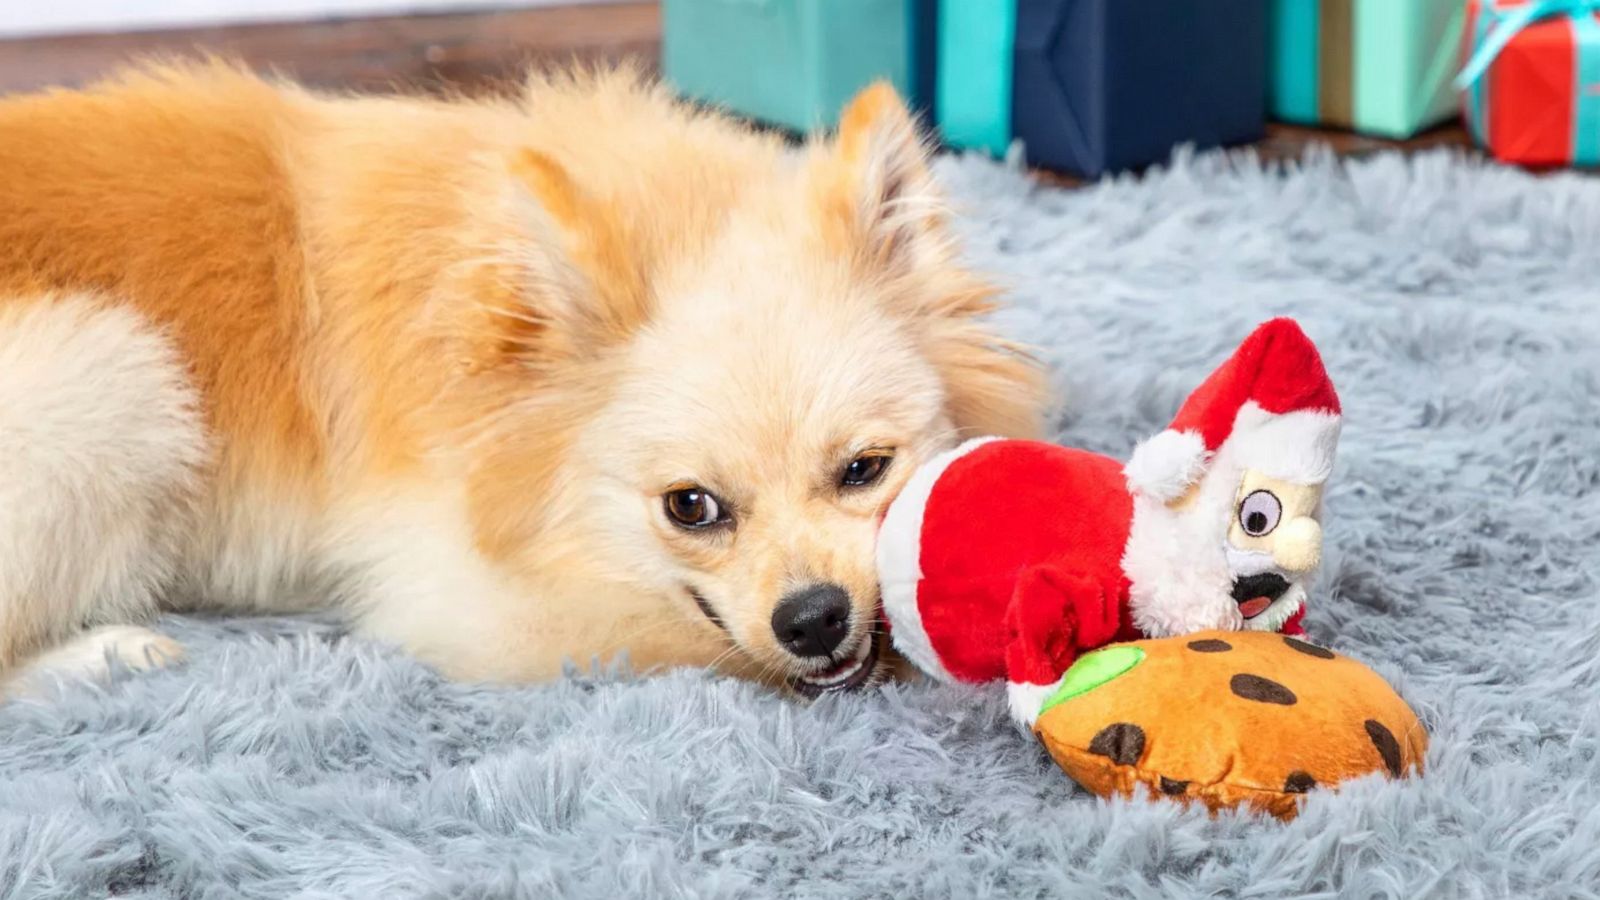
1456;0;1600;162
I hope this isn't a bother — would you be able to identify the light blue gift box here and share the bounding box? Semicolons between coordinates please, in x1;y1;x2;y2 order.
662;0;932;132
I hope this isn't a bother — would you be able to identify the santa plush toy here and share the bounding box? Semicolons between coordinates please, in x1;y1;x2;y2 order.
876;318;1342;725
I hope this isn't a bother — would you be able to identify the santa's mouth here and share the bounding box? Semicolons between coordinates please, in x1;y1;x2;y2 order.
790;632;881;699
1231;572;1290;620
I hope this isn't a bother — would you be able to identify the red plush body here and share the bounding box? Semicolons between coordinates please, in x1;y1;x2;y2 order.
913;443;1137;684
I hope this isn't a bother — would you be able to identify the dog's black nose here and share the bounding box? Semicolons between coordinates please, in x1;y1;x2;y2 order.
771;584;851;658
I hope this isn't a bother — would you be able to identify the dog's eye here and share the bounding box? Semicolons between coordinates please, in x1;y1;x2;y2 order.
1238;490;1283;537
664;487;726;530
841;453;892;488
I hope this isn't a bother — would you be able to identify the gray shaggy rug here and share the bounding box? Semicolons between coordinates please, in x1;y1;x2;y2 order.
3;147;1598;900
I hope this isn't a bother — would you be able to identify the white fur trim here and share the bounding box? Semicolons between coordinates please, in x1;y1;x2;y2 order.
1227;402;1341;485
1123;429;1209;501
1006;680;1057;728
1121;464;1244;637
876;436;999;684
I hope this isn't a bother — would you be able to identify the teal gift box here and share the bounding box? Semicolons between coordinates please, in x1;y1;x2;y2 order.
662;0;929;132
1269;0;1467;138
935;0;1015;156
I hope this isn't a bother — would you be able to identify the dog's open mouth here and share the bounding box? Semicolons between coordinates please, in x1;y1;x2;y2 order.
790;632;881;699
1231;572;1291;620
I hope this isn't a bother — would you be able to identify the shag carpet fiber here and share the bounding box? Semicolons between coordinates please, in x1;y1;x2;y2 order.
3;148;1599;898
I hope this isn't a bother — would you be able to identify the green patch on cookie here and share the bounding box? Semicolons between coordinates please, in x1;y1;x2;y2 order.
1039;645;1145;717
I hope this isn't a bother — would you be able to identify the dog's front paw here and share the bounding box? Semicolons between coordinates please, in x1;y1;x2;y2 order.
7;625;186;698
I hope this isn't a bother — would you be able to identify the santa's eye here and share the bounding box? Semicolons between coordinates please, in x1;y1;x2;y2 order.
1238;490;1282;537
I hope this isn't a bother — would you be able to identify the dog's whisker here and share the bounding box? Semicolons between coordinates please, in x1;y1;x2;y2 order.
553;607;740;679
703;641;750;676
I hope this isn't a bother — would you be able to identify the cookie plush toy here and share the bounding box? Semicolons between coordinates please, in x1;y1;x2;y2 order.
877;318;1343;722
1031;630;1427;820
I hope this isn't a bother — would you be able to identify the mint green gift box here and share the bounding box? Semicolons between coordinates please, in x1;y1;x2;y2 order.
1269;0;1467;138
662;0;920;132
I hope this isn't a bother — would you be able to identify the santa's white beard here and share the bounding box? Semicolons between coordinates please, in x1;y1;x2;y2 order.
1121;463;1246;638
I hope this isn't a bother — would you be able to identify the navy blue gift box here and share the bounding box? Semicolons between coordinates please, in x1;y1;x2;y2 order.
1001;0;1268;178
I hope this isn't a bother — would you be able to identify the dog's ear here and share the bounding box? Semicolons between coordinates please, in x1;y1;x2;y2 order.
487;149;649;369
812;82;947;277
814;85;1049;440
922;296;1052;440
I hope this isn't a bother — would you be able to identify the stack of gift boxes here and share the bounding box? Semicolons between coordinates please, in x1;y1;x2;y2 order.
662;0;1600;175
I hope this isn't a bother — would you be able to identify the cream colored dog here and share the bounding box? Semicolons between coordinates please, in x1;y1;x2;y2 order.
0;63;1047;697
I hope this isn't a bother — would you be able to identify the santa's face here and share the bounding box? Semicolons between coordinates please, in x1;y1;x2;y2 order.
1124;461;1328;638
1224;470;1324;630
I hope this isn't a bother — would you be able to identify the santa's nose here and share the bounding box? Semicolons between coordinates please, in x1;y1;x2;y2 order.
1272;517;1322;573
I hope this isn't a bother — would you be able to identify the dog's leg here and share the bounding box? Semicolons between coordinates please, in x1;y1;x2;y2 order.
329;495;551;682
0;295;206;693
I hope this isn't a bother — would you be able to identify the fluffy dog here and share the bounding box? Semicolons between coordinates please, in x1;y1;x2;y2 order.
0;62;1047;697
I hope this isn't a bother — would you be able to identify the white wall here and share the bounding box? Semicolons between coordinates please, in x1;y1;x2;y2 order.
0;0;617;38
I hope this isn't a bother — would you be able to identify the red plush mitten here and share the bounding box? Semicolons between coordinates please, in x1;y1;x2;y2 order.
1003;566;1123;686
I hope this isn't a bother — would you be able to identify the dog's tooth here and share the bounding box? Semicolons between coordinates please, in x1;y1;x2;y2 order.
797;637;877;690
804;661;855;687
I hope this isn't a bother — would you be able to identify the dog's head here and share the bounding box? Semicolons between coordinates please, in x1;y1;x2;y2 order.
464;78;1047;695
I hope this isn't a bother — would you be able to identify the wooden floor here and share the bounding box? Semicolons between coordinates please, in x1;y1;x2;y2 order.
0;3;661;97
0;1;1477;177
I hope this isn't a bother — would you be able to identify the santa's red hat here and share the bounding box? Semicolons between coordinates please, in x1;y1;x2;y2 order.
1123;318;1342;501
